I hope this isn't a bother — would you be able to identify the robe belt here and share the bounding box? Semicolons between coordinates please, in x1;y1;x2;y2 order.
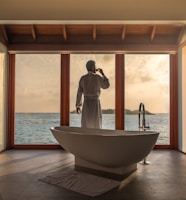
84;96;99;99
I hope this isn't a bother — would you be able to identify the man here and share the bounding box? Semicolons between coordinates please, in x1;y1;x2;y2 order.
76;60;110;128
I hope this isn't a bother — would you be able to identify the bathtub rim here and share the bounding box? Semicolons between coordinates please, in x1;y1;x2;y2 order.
51;126;160;136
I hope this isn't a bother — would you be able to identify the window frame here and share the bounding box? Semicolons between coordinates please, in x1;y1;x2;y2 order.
6;53;178;149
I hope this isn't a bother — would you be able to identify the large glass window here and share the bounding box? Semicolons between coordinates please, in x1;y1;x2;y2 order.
125;54;170;145
70;54;115;129
15;54;60;144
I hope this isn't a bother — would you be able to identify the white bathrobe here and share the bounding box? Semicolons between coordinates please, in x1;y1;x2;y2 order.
76;71;110;128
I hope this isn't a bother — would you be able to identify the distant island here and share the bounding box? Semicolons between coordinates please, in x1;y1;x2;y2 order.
70;109;155;115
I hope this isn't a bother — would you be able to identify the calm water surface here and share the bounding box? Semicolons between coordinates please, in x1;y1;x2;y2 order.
15;113;169;145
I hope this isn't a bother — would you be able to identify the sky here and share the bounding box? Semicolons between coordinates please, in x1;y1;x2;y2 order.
15;53;169;114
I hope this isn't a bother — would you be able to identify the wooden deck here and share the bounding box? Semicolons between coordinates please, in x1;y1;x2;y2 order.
0;149;186;200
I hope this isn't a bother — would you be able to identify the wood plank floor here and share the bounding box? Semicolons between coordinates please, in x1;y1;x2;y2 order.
0;149;186;200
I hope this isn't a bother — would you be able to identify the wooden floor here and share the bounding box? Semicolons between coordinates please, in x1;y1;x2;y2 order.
0;149;186;200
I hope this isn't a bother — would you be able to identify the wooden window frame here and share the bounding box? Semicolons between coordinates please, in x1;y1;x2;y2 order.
6;53;178;150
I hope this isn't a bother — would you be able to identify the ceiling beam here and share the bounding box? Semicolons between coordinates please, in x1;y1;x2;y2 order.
93;25;96;40
121;25;126;40
7;43;178;53
8;34;178;45
151;25;156;41
1;25;9;42
31;25;37;40
63;25;67;41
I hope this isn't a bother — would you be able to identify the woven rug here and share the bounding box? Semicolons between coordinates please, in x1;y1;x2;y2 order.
39;168;120;197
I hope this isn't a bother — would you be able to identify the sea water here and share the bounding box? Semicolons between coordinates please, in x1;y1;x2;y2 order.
15;113;169;145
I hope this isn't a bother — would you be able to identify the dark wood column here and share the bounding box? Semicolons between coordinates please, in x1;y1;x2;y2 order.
60;54;70;126
6;53;15;149
170;53;178;149
115;54;125;130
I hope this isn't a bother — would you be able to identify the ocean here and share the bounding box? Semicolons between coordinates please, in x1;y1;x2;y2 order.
15;113;169;145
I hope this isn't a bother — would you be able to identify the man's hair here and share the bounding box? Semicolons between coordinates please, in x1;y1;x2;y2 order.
86;60;95;71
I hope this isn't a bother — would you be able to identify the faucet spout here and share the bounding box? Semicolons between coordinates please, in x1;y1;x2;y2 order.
138;102;150;131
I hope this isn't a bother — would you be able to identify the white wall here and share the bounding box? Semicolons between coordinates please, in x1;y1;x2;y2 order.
181;46;186;153
0;44;7;151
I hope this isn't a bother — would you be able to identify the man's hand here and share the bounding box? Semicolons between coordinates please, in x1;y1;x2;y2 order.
97;68;105;76
76;107;81;114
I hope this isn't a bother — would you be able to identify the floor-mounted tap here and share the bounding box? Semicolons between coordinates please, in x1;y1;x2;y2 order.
138;102;150;131
138;102;150;165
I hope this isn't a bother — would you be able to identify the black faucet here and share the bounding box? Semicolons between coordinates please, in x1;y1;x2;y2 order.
138;102;150;130
138;102;151;165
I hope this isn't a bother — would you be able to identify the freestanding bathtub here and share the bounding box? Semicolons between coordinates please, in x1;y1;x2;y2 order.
51;126;159;180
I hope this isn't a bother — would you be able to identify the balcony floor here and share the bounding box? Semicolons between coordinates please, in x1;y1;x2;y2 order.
0;149;186;200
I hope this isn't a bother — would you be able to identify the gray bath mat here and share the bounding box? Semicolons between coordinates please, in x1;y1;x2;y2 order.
39;168;120;197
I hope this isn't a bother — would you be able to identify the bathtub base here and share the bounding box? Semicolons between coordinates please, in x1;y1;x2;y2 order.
75;157;137;180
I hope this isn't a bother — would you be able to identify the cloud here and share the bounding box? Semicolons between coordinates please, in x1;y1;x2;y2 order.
125;54;169;113
16;54;60;113
15;53;169;113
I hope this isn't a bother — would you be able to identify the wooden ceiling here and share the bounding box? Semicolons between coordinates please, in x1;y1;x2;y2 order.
0;24;185;52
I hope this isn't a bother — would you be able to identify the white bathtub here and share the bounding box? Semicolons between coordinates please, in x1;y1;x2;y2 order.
51;126;159;179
